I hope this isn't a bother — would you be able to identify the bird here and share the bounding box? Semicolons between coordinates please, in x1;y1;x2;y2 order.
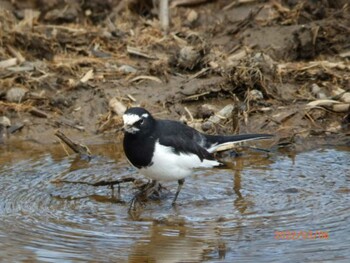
122;107;272;206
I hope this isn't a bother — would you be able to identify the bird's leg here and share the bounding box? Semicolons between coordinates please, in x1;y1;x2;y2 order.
129;180;158;210
152;182;165;198
172;179;185;205
137;180;167;199
143;180;158;197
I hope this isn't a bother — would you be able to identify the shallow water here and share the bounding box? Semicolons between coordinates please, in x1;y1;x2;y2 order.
0;140;349;262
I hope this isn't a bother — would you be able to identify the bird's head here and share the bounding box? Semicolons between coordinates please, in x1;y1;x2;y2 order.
122;107;155;135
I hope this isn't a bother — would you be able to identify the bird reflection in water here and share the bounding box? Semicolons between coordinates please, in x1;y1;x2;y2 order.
128;223;209;263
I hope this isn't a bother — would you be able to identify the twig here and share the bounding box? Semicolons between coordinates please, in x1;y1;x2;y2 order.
171;0;210;7
80;69;94;83
184;106;194;122
159;0;169;33
0;58;17;68
127;46;157;59
182;91;211;101
184;67;210;83
34;25;87;33
7;45;25;63
58;137;71;156
129;75;162;83
55;130;91;158
223;0;258;10
29;107;49;118
127;94;137;102
52;177;136;187
55;118;85;131
228;6;264;35
52;177;137;194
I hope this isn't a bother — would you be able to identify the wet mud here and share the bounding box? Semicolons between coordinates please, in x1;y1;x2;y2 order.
0;0;349;147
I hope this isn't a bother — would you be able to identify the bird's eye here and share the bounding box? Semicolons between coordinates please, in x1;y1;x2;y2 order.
135;119;144;126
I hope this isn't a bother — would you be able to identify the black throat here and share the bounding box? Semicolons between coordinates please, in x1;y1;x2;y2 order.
123;130;157;169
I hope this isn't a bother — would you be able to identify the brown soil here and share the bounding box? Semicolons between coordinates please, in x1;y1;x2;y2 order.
0;0;349;149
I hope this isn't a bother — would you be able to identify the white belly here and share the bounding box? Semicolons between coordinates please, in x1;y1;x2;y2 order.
139;142;220;181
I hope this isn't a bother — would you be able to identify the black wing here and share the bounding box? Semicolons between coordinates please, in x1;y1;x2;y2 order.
156;120;214;161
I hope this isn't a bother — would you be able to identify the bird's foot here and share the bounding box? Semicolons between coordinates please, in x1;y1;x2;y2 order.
129;180;164;211
129;193;146;211
148;182;167;200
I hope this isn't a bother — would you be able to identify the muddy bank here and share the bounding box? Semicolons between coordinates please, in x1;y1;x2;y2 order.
0;0;349;148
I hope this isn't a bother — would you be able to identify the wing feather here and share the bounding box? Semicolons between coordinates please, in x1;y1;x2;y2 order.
156;120;214;161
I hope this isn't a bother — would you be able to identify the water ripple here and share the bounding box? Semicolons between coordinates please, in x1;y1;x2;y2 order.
0;146;349;262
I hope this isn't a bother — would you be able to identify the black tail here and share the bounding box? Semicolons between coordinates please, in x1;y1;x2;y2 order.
207;133;272;144
204;133;273;153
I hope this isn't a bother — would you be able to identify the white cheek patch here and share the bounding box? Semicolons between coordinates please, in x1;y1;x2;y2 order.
123;113;141;126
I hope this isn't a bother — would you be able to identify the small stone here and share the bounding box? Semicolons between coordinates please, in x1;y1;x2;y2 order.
202;121;213;132
119;65;137;73
50;95;73;109
208;104;234;124
0;116;11;127
6;87;28;102
253;52;276;74
249;89;264;101
0;116;11;143
177;46;201;70
196;104;216;119
187;9;198;23
311;83;327;99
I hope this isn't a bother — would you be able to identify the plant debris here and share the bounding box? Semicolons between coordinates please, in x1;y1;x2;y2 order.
0;0;348;149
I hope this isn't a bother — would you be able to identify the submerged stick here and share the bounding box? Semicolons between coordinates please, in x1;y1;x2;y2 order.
52;177;136;188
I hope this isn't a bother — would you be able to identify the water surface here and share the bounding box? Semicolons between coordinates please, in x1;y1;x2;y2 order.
0;140;349;262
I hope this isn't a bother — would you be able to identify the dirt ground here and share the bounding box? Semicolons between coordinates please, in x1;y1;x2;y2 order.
0;0;349;150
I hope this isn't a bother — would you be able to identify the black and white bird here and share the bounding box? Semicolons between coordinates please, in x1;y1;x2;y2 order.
122;107;272;205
